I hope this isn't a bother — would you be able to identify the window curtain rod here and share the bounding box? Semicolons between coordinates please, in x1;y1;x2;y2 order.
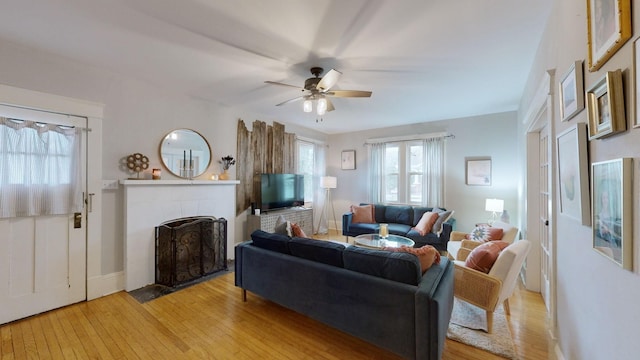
0;103;91;131
364;132;454;145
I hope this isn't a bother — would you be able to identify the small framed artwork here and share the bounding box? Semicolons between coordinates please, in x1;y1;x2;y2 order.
592;158;632;270
586;0;631;72
341;150;356;170
586;69;626;140
465;158;491;186
633;37;640;128
559;61;585;122
556;123;590;225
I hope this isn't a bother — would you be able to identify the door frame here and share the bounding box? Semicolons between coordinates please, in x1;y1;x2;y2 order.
522;70;557;339
0;84;104;300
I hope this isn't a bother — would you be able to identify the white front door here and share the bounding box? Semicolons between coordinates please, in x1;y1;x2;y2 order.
0;107;87;325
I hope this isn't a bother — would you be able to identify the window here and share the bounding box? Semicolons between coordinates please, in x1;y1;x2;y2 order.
383;141;425;204
297;141;315;203
370;135;445;207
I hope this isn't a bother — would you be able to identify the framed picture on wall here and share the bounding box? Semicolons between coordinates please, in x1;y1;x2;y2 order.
556;124;590;225
559;60;585;122
465;158;491;186
633;37;640;128
341;150;356;170
586;0;631;71
586;69;626;140
591;158;632;270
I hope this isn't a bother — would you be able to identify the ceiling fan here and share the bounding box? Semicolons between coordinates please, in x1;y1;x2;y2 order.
265;67;372;116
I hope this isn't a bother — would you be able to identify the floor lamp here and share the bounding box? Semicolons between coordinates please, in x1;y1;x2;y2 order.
315;176;337;234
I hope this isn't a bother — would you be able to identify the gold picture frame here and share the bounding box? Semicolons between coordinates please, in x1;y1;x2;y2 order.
592;158;633;270
586;69;626;140
586;0;631;72
633;37;640;128
465;158;491;186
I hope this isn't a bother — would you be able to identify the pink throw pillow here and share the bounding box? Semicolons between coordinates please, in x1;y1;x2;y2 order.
384;245;441;274
412;212;439;235
351;204;375;224
464;241;509;273
291;222;307;238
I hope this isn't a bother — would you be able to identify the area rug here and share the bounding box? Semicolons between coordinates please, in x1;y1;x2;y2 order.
447;299;518;359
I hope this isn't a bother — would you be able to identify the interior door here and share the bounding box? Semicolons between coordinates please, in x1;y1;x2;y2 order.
0;106;87;325
539;124;551;312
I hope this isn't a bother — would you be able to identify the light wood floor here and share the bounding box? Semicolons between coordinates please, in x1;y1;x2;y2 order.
1;235;557;360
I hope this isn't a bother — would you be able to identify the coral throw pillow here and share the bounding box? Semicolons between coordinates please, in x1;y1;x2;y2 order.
412;211;439;235
464;241;510;273
465;226;504;242
291;222;307;238
384;245;441;274
351;204;375;224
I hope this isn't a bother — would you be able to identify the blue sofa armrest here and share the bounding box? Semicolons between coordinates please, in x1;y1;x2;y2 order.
342;212;354;236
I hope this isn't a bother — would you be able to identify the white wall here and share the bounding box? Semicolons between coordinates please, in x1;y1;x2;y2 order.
327;112;519;232
519;0;640;358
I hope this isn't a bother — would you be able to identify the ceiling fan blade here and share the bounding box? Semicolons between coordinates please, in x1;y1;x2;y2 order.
316;69;342;92
326;98;335;112
326;90;372;98
275;96;305;106
265;81;304;90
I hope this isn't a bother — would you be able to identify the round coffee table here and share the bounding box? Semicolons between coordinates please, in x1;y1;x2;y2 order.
354;234;415;249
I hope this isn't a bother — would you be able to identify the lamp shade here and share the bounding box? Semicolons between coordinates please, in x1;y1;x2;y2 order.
485;198;504;213
320;176;337;189
303;99;312;113
317;98;327;115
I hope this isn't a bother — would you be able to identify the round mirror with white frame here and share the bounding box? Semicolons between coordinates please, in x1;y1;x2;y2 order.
159;128;211;178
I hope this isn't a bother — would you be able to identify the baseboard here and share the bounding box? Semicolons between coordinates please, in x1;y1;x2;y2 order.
87;271;125;300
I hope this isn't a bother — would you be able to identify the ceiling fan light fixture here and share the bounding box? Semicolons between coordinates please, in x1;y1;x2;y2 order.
317;98;327;115
303;99;312;112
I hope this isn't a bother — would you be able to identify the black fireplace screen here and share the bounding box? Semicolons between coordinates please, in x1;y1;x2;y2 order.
155;216;227;287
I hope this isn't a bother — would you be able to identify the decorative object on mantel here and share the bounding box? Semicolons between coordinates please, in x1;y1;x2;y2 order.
219;155;235;180
126;153;149;179
152;168;161;180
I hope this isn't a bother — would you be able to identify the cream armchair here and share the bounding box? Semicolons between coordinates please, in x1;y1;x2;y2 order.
453;240;531;333
447;221;519;260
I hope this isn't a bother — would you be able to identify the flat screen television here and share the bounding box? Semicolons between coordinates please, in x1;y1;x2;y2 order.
260;173;305;212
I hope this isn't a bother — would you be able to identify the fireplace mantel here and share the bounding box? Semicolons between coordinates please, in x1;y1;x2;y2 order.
121;179;239;291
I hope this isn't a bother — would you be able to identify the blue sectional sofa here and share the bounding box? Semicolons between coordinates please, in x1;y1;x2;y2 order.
235;230;455;360
342;203;455;252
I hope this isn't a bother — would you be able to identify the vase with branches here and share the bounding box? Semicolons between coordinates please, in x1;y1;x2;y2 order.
219;155;235;180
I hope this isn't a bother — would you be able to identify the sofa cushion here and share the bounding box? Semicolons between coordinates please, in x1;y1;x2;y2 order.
432;209;454;234
387;223;412;235
411;207;434;225
343;246;421;285
384;245;441;274
289;238;347;268
464;240;509;273
351;204;375;223
372;203;387;223
291;222;307;237
384;205;413;225
250;230;291;254
274;215;292;237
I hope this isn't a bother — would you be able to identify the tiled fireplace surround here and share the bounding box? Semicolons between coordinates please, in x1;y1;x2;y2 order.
121;180;239;291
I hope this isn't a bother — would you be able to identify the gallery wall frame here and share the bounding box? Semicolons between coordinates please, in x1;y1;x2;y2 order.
633;37;640;128
341;150;356;170
556;123;590;225
591;158;632;270
559;61;585;122
465;158;491;186
586;69;626;140
586;0;632;72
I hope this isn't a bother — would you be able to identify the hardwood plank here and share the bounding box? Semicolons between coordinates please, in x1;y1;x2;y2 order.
0;261;556;360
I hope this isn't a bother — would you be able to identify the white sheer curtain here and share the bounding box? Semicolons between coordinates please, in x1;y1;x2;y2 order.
422;137;445;206
0;117;83;218
368;142;385;204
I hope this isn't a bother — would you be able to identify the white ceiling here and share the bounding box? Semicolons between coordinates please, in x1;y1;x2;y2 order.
0;0;552;134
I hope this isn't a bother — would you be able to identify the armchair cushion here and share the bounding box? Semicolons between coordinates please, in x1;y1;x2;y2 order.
464;241;509;273
465;226;504;242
